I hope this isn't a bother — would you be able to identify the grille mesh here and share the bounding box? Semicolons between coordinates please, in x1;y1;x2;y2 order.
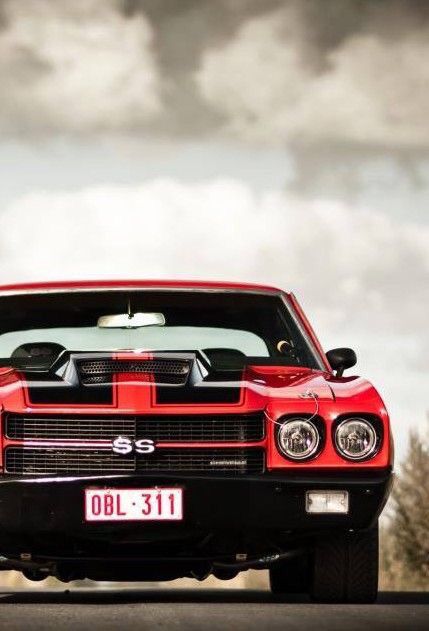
79;359;191;385
5;447;264;476
6;415;136;440
137;415;264;442
5;413;264;443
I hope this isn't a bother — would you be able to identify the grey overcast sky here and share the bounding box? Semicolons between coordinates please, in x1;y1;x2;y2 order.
0;0;428;460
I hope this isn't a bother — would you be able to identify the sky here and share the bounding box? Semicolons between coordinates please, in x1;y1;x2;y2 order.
0;0;428;461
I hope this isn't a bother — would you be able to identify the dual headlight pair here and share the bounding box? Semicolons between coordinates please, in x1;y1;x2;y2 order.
277;416;380;462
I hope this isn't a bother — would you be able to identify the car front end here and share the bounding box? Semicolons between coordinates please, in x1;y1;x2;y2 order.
0;281;393;601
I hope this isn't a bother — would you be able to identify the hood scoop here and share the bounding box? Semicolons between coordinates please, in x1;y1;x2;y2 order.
77;353;193;386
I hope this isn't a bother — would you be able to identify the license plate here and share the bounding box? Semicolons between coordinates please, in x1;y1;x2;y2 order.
84;488;183;522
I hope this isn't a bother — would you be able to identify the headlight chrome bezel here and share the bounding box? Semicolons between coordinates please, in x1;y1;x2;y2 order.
334;416;382;462
276;416;323;462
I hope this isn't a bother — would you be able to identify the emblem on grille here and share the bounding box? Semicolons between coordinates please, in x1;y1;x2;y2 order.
209;459;247;467
112;436;155;455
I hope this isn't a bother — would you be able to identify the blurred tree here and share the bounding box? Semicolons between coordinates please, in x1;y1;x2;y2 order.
381;425;429;590
391;428;429;581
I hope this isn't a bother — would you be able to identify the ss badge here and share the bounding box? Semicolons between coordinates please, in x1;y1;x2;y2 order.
112;436;156;455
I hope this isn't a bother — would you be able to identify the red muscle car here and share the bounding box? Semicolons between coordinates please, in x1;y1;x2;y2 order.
0;280;392;602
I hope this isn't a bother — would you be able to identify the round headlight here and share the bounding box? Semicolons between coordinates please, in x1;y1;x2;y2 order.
335;418;378;461
278;418;320;460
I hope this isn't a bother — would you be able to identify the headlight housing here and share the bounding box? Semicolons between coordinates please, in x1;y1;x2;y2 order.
334;418;379;461
277;417;321;461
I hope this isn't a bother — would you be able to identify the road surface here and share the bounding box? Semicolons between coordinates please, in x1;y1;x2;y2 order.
0;589;428;630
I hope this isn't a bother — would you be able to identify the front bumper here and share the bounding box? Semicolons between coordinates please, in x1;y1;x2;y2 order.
0;469;392;556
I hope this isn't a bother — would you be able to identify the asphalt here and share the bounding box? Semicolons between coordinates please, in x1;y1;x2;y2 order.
0;589;428;630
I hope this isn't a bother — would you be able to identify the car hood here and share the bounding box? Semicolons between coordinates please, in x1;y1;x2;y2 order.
0;351;338;414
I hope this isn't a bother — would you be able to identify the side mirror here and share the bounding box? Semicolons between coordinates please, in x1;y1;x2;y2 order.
326;347;357;377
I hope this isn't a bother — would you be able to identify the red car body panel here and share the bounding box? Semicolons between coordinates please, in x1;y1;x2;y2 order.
0;280;392;473
0;369;392;470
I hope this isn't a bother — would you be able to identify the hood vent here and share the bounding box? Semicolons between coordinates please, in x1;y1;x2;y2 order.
78;358;191;385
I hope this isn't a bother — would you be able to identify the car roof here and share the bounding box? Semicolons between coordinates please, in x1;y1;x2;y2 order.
0;279;286;295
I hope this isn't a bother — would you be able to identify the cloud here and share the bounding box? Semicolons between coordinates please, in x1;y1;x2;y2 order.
1;178;427;337
196;7;429;146
0;0;162;134
0;0;428;148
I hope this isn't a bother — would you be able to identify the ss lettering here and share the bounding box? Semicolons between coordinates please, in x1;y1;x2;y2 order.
135;439;156;454
112;436;155;455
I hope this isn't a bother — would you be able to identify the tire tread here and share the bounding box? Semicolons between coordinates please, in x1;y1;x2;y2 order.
311;524;378;603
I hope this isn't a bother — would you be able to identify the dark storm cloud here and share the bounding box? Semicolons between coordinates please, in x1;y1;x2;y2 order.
0;0;428;147
123;0;429;146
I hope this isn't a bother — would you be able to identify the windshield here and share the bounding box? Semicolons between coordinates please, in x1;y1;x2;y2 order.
0;290;321;369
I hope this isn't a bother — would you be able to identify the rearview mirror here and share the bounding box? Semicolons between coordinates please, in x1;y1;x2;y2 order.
98;313;165;329
326;347;357;377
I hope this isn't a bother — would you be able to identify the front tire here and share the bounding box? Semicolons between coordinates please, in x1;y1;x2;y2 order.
269;554;310;596
310;523;379;603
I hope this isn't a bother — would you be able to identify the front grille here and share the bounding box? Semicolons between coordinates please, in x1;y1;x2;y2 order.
136;449;264;474
5;447;265;476
78;359;191;385
136;414;264;442
5;413;265;442
5;448;136;475
5;415;136;440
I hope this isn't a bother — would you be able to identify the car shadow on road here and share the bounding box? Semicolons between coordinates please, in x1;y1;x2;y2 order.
0;589;428;605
